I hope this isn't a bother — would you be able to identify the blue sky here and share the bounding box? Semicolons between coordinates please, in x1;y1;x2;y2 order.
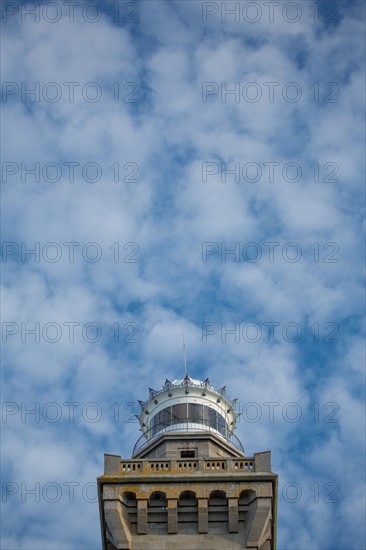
1;0;365;548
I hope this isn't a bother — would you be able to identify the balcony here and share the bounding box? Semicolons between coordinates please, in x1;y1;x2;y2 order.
132;419;244;456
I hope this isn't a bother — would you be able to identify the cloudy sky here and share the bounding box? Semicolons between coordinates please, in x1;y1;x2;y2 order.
1;0;365;548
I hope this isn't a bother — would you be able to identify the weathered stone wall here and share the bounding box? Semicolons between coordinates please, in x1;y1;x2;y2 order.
99;437;277;549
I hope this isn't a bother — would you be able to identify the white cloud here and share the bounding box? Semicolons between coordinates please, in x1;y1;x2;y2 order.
2;2;364;548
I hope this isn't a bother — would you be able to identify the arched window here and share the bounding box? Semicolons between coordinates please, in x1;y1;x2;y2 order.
149;490;167;502
178;491;198;533
238;489;256;524
238;489;256;504
208;490;228;531
122;491;137;504
148;491;167;534
209;490;227;503
121;492;137;532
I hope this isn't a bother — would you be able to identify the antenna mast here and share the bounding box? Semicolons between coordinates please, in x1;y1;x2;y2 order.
183;334;188;376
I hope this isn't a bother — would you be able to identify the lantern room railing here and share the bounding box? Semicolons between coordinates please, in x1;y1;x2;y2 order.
132;419;244;456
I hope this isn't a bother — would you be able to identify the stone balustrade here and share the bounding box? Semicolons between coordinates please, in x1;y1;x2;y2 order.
118;457;257;475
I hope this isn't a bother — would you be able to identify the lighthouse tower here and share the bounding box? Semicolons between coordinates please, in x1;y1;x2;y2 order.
98;374;277;549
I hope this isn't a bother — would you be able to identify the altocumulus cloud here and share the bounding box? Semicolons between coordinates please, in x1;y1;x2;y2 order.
1;0;365;548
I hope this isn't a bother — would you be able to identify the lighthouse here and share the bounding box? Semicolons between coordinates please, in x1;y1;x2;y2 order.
133;374;243;457
98;374;278;549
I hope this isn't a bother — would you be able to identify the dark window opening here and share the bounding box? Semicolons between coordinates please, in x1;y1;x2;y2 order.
180;450;196;458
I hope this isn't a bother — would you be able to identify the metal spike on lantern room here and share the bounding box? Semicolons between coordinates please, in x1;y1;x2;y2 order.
98;374;278;549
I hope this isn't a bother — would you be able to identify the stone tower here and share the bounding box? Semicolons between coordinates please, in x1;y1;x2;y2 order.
98;374;278;549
